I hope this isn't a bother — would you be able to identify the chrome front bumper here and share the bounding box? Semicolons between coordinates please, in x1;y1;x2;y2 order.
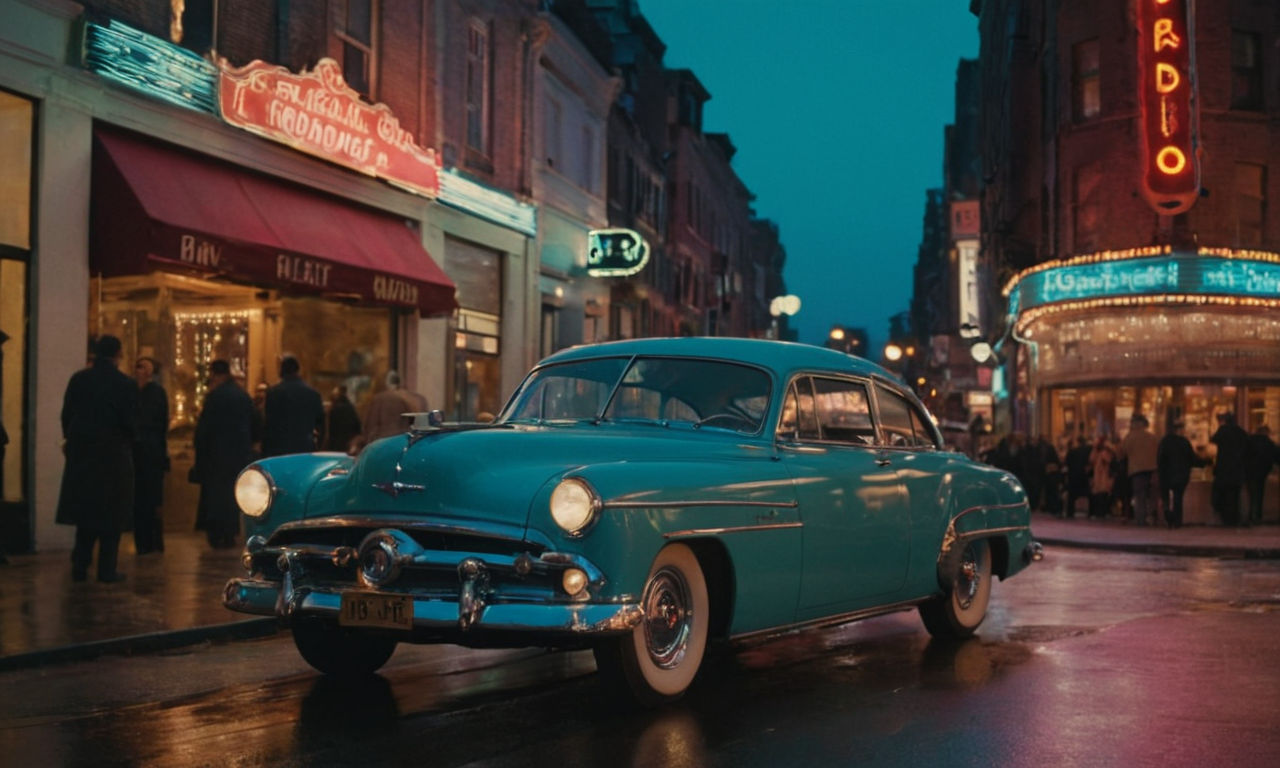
223;578;642;635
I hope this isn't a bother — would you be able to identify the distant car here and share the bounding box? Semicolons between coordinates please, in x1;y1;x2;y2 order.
224;338;1041;705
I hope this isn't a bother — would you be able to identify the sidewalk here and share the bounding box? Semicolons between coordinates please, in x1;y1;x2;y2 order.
2;517;1278;673
0;532;277;672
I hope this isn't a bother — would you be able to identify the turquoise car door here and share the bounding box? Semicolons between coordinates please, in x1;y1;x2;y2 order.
779;376;912;618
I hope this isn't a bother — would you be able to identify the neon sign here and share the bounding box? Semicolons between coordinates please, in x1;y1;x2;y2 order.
586;229;650;277
1137;0;1199;214
219;58;440;198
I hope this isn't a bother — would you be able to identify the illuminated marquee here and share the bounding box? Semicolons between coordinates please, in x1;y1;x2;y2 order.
1007;251;1280;316
1137;0;1199;214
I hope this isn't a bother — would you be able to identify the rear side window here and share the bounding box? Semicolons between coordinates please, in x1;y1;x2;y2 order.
874;384;936;448
811;377;875;445
779;379;820;440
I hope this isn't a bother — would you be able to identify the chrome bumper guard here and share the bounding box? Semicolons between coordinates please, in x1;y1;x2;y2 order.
222;528;642;636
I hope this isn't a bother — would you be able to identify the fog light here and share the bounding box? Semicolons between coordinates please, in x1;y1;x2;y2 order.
562;568;588;595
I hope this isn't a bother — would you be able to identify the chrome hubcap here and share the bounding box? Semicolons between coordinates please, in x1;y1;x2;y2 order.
642;567;692;669
956;544;981;610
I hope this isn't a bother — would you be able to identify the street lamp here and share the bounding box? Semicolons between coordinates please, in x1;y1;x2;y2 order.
769;295;801;339
884;343;903;362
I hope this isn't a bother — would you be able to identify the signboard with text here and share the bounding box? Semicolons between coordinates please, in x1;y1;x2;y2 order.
219;58;440;197
1137;0;1200;214
587;229;650;277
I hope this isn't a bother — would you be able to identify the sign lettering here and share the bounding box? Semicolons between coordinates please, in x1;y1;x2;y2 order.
219;58;440;198
586;229;651;277
1137;0;1199;214
372;275;420;306
179;234;222;267
276;253;332;288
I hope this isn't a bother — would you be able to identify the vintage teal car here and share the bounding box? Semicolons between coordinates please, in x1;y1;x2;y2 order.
224;337;1041;705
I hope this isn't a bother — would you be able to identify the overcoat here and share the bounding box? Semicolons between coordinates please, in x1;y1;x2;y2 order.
193;378;258;531
262;375;324;456
56;358;137;531
133;380;169;509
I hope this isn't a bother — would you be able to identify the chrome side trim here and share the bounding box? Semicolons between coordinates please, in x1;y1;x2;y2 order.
730;599;927;644
663;522;804;538
603;499;799;510
939;502;1031;556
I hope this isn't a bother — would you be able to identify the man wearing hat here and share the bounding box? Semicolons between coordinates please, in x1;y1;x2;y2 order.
1157;419;1206;529
193;359;258;549
1118;413;1159;526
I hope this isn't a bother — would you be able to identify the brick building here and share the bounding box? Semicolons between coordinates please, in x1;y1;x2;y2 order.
972;0;1280;521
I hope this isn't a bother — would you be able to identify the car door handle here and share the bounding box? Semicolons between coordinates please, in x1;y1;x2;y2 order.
875;457;892;467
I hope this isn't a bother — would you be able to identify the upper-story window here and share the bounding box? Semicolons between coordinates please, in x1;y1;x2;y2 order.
544;97;563;170
337;0;377;98
1235;163;1266;246
1231;30;1263;111
1072;39;1100;121
466;21;492;155
172;0;214;53
578;125;596;192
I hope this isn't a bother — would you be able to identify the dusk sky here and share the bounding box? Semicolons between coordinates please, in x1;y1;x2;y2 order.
639;0;979;355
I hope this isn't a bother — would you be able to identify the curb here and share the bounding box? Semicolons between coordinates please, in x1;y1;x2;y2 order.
1037;536;1280;560
0;618;280;673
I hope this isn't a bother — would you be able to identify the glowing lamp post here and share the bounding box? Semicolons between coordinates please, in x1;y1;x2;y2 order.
769;295;801;339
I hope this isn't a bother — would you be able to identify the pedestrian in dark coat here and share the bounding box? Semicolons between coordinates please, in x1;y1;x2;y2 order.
1210;412;1250;526
1065;436;1092;518
1245;425;1279;524
193;360;257;549
132;357;169;554
325;385;362;453
262;355;324;457
1157;420;1206;529
56;335;136;582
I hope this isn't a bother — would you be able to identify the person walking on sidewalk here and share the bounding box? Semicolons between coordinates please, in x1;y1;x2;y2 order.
361;370;428;445
325;385;362;453
1245;425;1279;525
1065;436;1092;518
1118;414;1159;526
56;335;136;583
262;355;325;457
1210;412;1250;526
193;360;258;549
131;357;169;554
1157;420;1206;529
1089;436;1117;519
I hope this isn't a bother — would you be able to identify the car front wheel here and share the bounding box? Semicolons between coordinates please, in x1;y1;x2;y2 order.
919;538;992;639
291;617;398;676
593;543;709;707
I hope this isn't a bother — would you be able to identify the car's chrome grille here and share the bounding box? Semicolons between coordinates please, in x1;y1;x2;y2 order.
267;525;545;558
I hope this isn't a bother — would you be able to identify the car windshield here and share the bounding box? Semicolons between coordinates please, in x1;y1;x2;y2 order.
499;356;772;434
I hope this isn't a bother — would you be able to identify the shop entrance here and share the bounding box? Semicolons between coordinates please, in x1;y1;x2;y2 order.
91;273;395;533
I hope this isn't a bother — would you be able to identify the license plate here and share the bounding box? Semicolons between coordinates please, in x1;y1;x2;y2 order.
339;591;414;630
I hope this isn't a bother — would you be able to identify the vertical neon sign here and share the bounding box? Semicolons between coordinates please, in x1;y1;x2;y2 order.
1138;0;1199;214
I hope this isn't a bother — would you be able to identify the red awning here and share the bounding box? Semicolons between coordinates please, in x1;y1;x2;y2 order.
91;129;456;316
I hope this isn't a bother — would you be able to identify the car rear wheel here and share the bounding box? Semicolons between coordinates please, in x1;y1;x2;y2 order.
919;538;992;639
291;617;398;676
593;543;709;707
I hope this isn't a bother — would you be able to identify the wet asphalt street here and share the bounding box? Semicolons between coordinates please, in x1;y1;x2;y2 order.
2;548;1278;768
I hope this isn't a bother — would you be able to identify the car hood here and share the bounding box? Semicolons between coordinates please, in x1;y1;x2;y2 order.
319;424;774;533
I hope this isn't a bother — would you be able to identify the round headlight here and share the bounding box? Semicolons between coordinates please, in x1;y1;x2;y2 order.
235;467;273;518
550;477;600;535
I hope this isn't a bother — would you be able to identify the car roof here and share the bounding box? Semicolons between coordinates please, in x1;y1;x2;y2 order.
538;337;899;384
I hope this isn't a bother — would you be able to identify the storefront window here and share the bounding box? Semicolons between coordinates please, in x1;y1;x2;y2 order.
0;90;32;551
445;237;503;421
91;274;395;530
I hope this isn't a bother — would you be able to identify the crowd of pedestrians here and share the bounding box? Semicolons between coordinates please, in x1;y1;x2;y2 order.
981;411;1279;529
56;337;429;580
